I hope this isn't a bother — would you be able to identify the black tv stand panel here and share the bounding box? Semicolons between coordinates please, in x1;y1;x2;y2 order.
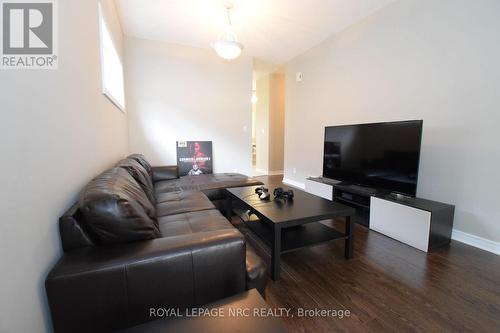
308;178;405;227
306;178;374;227
332;184;373;227
335;183;380;196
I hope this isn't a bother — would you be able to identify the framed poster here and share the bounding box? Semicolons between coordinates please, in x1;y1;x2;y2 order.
176;141;213;176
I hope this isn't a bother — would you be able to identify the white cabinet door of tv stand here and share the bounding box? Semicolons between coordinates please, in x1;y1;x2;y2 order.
304;178;334;200
369;196;455;252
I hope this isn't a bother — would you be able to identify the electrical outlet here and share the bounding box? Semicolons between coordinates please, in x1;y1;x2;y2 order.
296;72;303;82
293;168;297;174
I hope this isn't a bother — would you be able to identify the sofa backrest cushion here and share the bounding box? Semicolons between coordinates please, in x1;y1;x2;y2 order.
79;167;160;244
116;158;156;204
128;154;153;178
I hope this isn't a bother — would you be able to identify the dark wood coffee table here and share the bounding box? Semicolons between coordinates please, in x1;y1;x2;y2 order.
226;186;356;280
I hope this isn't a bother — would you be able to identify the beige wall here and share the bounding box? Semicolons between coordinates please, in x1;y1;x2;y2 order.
255;73;285;173
255;75;270;171
284;0;500;243
0;1;128;332
125;37;253;175
269;74;285;172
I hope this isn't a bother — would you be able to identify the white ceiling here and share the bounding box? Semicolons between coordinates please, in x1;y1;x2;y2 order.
116;0;395;64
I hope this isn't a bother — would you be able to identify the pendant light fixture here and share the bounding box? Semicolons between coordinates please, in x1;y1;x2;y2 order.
212;3;244;60
251;90;258;103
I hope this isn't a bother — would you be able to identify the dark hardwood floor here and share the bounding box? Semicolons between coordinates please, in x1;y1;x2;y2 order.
231;175;500;332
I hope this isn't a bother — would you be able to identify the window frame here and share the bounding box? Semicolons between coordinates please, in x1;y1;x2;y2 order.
98;3;125;113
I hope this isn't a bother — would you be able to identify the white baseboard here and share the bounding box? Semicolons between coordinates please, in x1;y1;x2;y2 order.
451;229;500;255
254;169;284;176
253;168;267;175
282;178;305;189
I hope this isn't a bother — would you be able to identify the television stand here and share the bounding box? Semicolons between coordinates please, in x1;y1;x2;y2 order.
305;178;455;251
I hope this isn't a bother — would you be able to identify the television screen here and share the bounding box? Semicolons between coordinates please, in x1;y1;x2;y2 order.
323;120;423;196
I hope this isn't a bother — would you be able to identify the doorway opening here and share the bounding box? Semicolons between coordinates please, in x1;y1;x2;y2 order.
251;60;285;176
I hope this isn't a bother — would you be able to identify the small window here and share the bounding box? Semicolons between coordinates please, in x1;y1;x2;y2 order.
98;3;125;111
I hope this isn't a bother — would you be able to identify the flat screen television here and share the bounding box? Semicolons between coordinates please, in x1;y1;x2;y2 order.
323;120;423;196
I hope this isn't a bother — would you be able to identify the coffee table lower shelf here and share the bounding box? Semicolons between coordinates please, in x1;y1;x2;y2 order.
244;219;346;254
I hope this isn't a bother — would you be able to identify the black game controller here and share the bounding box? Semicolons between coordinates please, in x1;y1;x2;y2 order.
273;187;294;200
255;185;270;200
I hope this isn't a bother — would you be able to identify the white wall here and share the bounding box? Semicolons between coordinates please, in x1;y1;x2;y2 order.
125;37;253;176
284;0;500;242
0;1;128;332
255;75;270;172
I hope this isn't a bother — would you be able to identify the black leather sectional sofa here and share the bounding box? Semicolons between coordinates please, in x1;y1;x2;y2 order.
45;154;267;332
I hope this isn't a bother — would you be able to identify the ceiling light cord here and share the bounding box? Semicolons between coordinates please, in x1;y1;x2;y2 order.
226;7;232;27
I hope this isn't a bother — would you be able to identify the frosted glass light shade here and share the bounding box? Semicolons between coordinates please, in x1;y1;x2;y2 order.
213;40;243;60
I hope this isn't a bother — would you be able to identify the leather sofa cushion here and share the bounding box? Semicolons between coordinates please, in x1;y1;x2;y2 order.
116;158;156;204
128;154;153;177
158;210;233;237
152;166;179;182
245;244;268;295
46;229;246;332
156;191;215;217
154;173;264;199
79;168;160;244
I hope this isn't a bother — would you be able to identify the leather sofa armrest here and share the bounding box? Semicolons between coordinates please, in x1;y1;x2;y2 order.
152;165;179;182
46;229;246;333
